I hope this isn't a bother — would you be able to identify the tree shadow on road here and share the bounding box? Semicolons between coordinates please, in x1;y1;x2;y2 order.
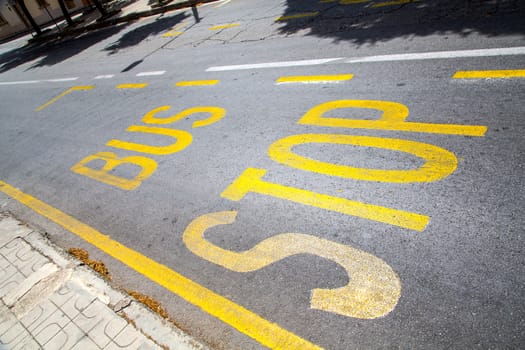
104;11;189;54
0;23;129;74
277;0;525;46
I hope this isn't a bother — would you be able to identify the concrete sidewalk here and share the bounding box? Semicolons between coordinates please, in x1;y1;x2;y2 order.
27;0;218;44
0;213;208;350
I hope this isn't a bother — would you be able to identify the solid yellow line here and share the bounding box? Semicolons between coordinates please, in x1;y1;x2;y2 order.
372;0;418;7
276;74;354;84
175;80;219;86
0;180;322;350
453;69;525;79
35;86;94;112
276;12;319;21
209;23;240;30
116;83;149;89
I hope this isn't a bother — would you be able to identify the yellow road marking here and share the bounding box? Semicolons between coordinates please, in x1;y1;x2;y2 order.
453;69;525;79
276;74;353;84
175;80;219;86
184;211;401;319
0;179;323;350
209;23;240;30
372;0;419;7
162;22;187;37
276;12;319;21
221;168;429;231
35;86;94;112
340;0;369;4
162;31;183;37
268;134;458;183
299;100;487;137
116;83;148;89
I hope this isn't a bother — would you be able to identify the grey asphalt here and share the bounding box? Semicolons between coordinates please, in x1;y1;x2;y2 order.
1;0;524;348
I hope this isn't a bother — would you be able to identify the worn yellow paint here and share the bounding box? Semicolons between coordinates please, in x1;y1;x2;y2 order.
162;22;187;37
276;12;319;21
372;0;419;7
70;152;157;190
340;0;369;4
35;85;94;112
142;106;226;128
184;211;401;319
453;69;525;79
106;126;193;155
268;134;458;183
162;31;183;37
276;74;354;84
0;180;322;350
298;100;487;137
319;0;337;3
175;80;220;86
116;83;148;89
221;168;429;231
209;23;240;30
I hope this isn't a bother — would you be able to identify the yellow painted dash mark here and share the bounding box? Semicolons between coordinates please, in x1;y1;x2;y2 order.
175;80;219;86
276;12;319;21
162;31;183;37
453;69;525;79
340;0;369;4
372;0;419;7
276;74;354;84
0;179;323;350
162;22;187;37
116;83;148;89
35;85;94;112
209;23;240;30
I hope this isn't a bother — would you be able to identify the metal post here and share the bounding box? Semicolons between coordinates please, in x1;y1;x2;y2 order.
16;0;41;35
56;0;74;26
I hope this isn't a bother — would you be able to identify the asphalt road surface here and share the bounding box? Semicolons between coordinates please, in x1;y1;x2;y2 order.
1;0;524;348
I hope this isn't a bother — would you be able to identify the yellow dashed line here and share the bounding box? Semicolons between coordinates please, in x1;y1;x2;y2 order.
162;31;183;37
209;23;240;30
35;86;94;112
276;74;354;84
0;179;323;350
340;0;369;4
453;69;525;79
163;22;187;37
175;80;219;86
371;0;419;7
276;12;319;21
116;83;149;89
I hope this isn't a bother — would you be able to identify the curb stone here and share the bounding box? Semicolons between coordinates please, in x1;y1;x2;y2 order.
0;213;209;350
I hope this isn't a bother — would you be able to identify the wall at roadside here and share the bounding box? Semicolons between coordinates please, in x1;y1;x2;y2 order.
0;0;90;40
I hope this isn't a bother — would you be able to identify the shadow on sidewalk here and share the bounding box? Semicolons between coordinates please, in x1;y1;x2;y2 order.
104;11;188;54
276;0;525;45
0;24;129;73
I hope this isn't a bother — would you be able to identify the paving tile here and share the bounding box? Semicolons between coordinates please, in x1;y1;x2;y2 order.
0;322;28;348
43;322;85;350
88;312;127;348
31;301;70;345
11;336;41;350
70;336;101;350
53;280;97;320
0;300;19;335
73;299;110;334
21;300;63;333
